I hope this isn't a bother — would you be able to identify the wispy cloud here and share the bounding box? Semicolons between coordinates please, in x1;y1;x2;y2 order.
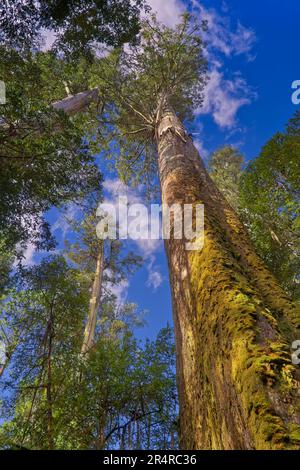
108;278;129;304
192;2;256;59
40;28;57;51
189;1;257;129
196;69;256;129
146;256;164;290
21;242;36;266
102;178;162;257
193;138;209;161
147;0;185;27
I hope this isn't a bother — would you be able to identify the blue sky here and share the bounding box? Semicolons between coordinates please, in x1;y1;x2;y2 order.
27;0;300;342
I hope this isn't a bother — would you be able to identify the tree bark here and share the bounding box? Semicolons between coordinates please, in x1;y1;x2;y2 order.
52;88;99;116
155;101;300;449
81;242;104;354
0;352;11;378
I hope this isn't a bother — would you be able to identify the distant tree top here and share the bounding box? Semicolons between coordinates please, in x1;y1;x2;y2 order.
0;0;147;57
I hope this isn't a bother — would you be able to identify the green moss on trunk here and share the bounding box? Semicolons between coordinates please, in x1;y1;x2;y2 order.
156;106;300;449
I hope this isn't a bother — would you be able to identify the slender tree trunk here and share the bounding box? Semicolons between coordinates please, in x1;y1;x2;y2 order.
94;413;106;450
155;100;300;450
46;308;55;450
81;242;104;354
0;353;10;378
46;330;54;450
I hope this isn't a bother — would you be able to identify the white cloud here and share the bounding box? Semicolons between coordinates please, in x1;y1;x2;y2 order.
13;214;40;266
197;69;255;129
193;138;209;160
146;256;164;290
147;0;185;27
190;122;209;160
102;178;162;257
189;1;257;129
108;278;129;304
21;242;36;266
221;1;229;13
192;2;256;59
40;29;57;51
147;270;163;290
103;178;140;204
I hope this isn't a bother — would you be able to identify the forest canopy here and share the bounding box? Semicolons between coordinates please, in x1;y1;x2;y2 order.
0;0;299;452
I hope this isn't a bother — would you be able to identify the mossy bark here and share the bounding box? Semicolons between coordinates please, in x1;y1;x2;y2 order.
155;104;300;449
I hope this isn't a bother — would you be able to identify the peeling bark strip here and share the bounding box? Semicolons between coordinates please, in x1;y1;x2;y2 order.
52;88;99;115
156;102;300;450
0;88;99;135
81;242;104;354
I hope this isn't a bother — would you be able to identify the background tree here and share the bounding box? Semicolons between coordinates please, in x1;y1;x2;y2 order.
209;145;244;211
0;0;147;277
64;209;143;354
240;113;300;301
208;121;300;303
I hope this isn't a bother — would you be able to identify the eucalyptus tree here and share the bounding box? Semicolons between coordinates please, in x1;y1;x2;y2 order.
65;210;142;354
87;14;300;449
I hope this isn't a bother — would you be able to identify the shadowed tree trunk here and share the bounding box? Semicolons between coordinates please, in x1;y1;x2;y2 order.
81;242;104;354
155;100;300;450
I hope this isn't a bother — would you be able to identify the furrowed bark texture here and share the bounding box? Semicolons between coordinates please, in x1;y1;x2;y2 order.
81;243;104;354
155;104;300;449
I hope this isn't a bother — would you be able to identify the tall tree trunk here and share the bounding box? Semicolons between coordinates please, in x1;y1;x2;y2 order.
81;242;104;354
155;101;300;450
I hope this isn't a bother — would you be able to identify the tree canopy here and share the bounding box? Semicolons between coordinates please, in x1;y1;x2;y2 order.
0;0;146;56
